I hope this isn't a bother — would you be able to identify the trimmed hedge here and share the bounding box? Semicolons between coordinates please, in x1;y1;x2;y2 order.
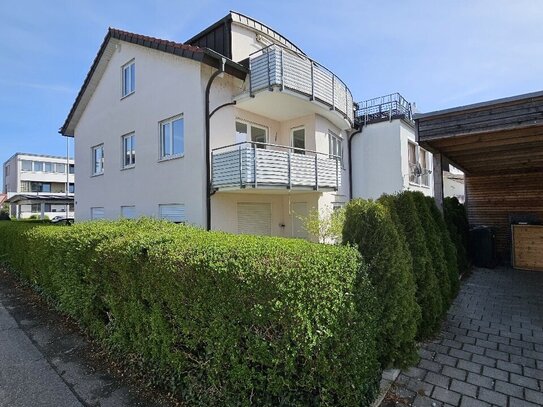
379;192;442;338
443;197;469;274
342;199;420;368
0;219;380;406
425;196;460;298
411;191;451;313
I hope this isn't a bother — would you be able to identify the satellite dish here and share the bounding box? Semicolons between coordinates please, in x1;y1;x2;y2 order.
413;163;423;177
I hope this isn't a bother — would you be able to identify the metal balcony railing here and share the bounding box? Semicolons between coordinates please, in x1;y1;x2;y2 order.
248;44;354;123
212;142;341;191
355;93;413;125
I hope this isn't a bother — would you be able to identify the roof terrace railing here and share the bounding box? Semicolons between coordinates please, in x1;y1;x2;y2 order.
248;44;354;123
355;93;413;125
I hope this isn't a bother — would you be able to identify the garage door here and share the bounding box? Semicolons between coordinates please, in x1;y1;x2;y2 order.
237;203;272;236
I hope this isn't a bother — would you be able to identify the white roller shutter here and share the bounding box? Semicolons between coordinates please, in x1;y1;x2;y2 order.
159;204;185;223
121;206;136;219
91;207;105;220
237;203;272;236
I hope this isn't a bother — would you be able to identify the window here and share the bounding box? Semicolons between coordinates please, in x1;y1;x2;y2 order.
21;160;32;171
69;183;75;193
328;132;342;161
4;165;9;176
408;142;417;183
30;182;51;193
44;162;53;172
122;133;136;168
122;60;135;97
33;161;44;172
91;207;105;220
121;205;136;219
235;120;268;148
92;144;104;175
55;163;66;173
420;148;430;187
160;116;184;159
69;164;75;174
291;127;305;154
159;204;185;223
31;204;41;213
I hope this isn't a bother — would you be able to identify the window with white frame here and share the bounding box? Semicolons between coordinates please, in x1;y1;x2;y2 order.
122;133;136;168
44;162;53;172
235;120;268;148
92;144;104;175
291;127;305;154
122;60;135;97
33;161;44;172
121;205;136;219
420;148;430;187
408;142;417;183
91;207;105;220
160;115;184;159
159;204;185;223
55;163;66;173
21;160;32;171
328;132;342;162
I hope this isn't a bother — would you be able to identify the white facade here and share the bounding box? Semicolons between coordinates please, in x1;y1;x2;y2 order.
2;153;75;219
351;118;434;200
64;13;351;239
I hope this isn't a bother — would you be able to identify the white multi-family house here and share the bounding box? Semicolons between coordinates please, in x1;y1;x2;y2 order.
3;153;75;219
350;93;434;200
60;11;354;238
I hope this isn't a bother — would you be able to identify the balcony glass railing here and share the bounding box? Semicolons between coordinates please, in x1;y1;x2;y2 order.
212;142;341;191
248;45;354;123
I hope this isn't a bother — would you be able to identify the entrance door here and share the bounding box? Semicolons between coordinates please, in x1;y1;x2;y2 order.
237;203;272;236
291;202;308;239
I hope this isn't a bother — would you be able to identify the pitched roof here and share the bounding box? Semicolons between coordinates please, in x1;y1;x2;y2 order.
60;28;248;136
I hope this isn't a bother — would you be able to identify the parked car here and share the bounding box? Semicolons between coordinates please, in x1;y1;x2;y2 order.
51;216;74;225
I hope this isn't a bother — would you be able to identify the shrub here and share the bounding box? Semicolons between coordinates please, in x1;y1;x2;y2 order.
425;196;460;298
342;199;420;368
0;219;381;406
379;192;442;338
411;192;451;312
444;197;469;273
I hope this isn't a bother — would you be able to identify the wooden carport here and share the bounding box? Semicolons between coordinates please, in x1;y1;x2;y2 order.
415;91;543;264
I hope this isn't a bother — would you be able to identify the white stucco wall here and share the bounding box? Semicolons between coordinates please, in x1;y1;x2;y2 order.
231;23;266;62
74;41;206;223
399;121;434;196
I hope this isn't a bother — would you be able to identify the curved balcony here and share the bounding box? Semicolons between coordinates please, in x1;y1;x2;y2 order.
235;45;354;130
212;142;341;192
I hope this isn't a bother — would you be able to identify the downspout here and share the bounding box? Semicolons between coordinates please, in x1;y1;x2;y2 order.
205;58;226;231
348;125;362;200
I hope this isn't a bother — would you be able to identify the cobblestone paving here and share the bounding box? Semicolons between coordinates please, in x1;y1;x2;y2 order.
381;267;543;407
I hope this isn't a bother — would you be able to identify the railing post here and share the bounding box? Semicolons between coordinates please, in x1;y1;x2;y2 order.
238;145;243;188
267;48;272;90
331;75;335;111
335;156;339;191
287;149;291;189
314;154;319;190
310;62;314;100
280;48;284;91
253;146;258;188
249;58;253;97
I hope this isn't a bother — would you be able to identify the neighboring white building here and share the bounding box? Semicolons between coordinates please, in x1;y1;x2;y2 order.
351;93;434;200
60;12;353;238
2;153;75;219
444;165;465;203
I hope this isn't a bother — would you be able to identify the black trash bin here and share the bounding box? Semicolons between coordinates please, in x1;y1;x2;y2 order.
469;226;497;268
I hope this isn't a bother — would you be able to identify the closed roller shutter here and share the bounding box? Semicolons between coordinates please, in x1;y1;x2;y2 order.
91;207;105;220
159;204;185;223
237;203;271;236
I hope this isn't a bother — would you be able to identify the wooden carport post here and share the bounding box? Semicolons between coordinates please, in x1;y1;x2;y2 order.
433;153;444;212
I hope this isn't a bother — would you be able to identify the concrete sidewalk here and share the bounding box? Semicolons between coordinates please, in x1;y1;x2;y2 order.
0;269;163;407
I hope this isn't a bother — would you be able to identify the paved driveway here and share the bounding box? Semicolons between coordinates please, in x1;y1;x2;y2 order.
382;267;543;407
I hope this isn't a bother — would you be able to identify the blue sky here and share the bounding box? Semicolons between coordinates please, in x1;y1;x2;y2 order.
1;0;542;166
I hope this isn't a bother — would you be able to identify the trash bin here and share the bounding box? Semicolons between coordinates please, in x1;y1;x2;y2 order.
469;226;497;268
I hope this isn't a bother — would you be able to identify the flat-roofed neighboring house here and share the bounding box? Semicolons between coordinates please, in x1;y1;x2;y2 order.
3;153;74;219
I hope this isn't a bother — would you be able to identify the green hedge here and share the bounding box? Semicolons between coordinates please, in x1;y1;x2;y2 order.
443;197;469;273
379;193;442;338
425;197;460;298
342;199;420;368
0;219;380;406
411;192;451;313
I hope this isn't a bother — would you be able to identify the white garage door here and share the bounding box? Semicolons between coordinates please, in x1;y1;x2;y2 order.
237;203;272;236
